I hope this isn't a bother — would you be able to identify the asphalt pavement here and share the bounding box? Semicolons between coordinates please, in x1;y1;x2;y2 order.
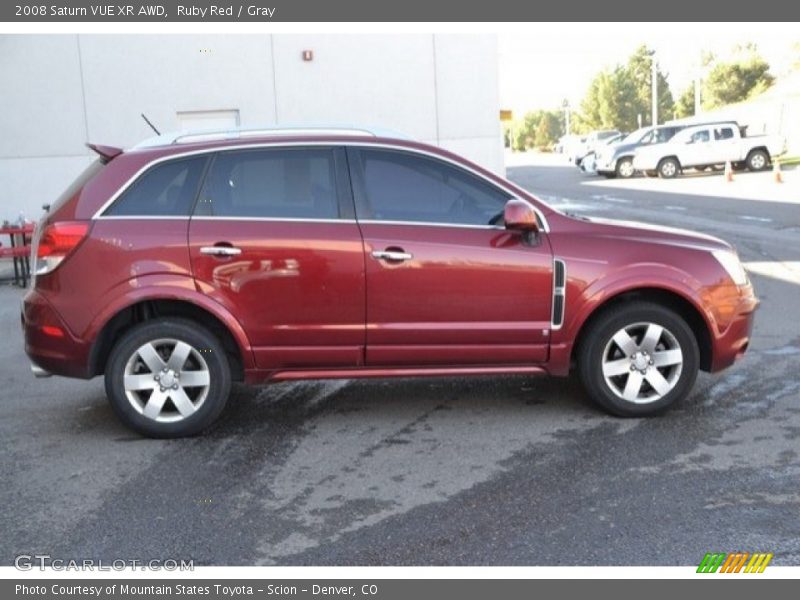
2;153;798;566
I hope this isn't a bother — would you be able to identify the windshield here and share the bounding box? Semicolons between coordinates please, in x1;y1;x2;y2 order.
621;128;650;145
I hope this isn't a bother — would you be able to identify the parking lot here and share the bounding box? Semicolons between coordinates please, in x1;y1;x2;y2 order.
1;152;799;566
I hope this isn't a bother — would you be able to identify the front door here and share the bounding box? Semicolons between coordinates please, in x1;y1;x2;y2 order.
348;147;553;366
682;128;713;167
188;146;366;370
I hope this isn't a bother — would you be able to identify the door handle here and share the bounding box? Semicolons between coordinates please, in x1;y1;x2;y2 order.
200;246;242;257
371;250;413;262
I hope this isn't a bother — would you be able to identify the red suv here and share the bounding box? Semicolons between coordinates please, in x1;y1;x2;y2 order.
22;128;758;437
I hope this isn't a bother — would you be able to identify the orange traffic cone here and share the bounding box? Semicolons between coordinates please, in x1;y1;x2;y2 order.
773;159;783;183
724;160;734;182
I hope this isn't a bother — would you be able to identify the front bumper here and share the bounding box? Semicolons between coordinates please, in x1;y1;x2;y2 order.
22;290;92;379
709;284;759;372
594;155;616;172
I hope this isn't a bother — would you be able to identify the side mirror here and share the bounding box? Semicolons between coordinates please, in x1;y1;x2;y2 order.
504;199;539;233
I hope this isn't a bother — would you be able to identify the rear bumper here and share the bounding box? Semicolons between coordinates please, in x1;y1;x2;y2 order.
709;287;758;372
22;290;92;379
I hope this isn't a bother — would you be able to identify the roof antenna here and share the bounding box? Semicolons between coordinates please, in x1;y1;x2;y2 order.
141;113;161;135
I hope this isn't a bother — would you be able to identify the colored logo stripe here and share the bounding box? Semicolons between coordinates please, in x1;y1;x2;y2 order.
744;553;773;573
697;552;773;573
697;553;726;573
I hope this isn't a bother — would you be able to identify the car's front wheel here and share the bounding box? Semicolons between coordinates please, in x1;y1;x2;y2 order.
577;302;699;417
615;157;635;178
105;319;231;438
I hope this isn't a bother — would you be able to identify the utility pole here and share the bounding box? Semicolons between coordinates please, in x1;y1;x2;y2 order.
562;99;571;136
651;56;658;126
694;77;701;116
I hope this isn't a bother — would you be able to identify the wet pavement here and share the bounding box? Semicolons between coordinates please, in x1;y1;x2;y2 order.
2;155;798;565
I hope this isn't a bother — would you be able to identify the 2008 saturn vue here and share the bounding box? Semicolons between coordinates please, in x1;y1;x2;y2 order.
22;127;758;437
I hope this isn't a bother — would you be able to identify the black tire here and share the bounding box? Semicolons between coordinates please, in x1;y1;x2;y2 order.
577;302;700;417
615;157;635;179
657;157;680;179
746;149;770;171
104;318;232;438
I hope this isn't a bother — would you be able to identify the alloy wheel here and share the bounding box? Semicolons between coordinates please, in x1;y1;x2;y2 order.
749;153;766;170
618;159;634;178
660;161;677;178
601;322;683;404
123;338;211;422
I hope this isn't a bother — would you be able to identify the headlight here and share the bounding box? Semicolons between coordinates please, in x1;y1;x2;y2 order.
712;250;748;286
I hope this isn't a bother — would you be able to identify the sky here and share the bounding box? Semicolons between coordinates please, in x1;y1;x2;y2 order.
498;23;799;115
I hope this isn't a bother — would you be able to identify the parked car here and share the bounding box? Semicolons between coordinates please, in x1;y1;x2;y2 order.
23;127;758;437
595;125;684;178
554;135;586;162
579;133;625;173
572;130;622;166
633;122;785;178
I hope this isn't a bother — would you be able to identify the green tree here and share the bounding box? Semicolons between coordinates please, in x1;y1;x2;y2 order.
511;109;565;151
674;85;696;119
702;44;774;109
578;45;674;132
626;45;674;125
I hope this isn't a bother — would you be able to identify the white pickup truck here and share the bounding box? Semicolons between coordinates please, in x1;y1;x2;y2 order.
633;122;785;178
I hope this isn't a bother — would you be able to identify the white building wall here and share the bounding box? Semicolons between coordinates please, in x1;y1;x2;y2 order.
0;34;503;222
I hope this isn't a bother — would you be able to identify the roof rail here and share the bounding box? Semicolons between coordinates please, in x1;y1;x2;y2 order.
133;125;410;149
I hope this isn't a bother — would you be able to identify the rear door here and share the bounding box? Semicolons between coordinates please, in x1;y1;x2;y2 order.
348;147;553;367
188;146;366;370
711;125;738;163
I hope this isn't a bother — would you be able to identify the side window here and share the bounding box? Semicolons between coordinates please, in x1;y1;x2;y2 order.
639;131;654;144
654;129;671;143
197;148;338;219
661;128;678;142
354;149;511;226
690;130;710;144
104;157;206;216
714;127;734;141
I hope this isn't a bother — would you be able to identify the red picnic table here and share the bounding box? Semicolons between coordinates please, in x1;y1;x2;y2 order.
0;223;35;287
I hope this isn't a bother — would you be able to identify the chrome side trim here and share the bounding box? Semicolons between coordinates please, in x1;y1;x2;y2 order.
94;216;191;221
551;258;567;330
358;219;506;231
91;141;552;233
190;216;356;224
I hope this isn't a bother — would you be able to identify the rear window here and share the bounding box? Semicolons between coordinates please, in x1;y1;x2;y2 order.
103;157;207;217
714;127;734;140
49;159;105;215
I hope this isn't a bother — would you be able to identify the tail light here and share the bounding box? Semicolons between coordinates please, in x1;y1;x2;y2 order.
33;221;90;277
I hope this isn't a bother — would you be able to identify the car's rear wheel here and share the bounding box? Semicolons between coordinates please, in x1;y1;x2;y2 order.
105;319;231;438
657;158;680;179
746;149;770;171
578;302;699;417
615;157;635;178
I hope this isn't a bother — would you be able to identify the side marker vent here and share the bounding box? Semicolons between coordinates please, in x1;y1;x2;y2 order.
552;259;566;329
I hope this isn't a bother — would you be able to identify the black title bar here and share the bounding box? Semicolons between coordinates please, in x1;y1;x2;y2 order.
4;0;800;22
